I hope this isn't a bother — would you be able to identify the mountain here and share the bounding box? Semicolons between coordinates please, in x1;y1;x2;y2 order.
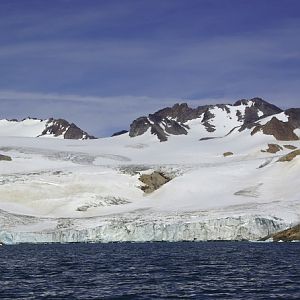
0;97;299;244
0;117;95;139
128;98;300;141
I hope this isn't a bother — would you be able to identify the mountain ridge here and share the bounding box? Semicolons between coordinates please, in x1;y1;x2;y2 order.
128;97;299;142
0;117;95;140
1;97;299;142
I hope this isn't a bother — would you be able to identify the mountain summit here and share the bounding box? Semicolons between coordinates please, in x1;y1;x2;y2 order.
0;117;95;139
128;98;299;141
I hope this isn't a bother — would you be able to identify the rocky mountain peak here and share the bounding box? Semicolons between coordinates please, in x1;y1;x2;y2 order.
149;102;209;123
0;117;95;139
234;97;264;106
129;102;210;141
129;98;285;142
42;118;95;140
234;98;283;124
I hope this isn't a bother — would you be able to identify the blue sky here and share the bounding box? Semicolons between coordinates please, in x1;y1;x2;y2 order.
0;0;300;136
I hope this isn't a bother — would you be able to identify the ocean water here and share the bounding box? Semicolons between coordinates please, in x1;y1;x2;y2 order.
0;242;299;299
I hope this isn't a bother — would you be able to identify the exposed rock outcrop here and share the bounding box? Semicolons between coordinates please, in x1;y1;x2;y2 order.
0;154;12;161
139;171;171;193
283;144;297;150
277;149;300;162
202;109;216;132
129;117;151;137
251;117;299;141
261;144;283;154
223;152;233;157
266;224;300;242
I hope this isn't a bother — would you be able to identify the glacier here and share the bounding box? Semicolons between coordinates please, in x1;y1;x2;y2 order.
0;209;291;244
0;100;299;244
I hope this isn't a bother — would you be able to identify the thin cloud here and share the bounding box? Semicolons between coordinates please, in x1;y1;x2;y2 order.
0;1;299;135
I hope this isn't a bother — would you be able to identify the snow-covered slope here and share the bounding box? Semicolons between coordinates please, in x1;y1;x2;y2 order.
0;98;299;244
0;117;95;140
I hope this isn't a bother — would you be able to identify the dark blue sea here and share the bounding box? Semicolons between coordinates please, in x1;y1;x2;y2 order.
0;242;299;299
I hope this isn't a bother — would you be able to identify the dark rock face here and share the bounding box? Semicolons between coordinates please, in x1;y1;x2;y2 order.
129;103;212;141
150;123;169;142
129;117;151;138
234;97;282;124
41;118;95;140
129;104;199;141
111;130;128;137
285;108;300;129
251;117;298;141
233;98;282;127
202;109;216;132
65;123;94;140
164;119;188;136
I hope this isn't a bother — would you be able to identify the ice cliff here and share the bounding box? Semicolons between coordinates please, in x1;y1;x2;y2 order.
0;210;290;244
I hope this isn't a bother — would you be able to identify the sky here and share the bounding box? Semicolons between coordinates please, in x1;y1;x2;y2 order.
0;0;300;136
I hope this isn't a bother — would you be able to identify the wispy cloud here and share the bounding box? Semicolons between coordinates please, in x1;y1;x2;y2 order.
0;0;299;134
1;19;299;98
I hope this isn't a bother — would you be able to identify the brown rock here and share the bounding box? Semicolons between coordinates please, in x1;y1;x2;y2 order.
0;154;12;161
139;171;171;194
261;144;283;154
272;224;300;241
283;144;297;150
251;117;298;141
277;149;300;162
223;152;233;157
